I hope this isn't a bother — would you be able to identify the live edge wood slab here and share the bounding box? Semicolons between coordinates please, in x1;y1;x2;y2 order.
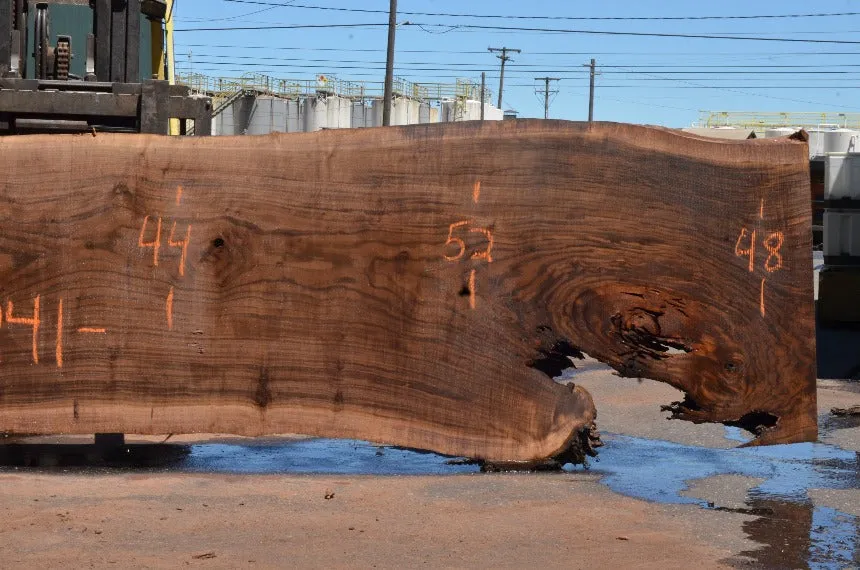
0;121;816;464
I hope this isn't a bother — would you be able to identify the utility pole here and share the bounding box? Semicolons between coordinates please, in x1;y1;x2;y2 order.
488;46;520;110
382;0;397;126
584;58;597;122
534;77;560;119
480;72;486;121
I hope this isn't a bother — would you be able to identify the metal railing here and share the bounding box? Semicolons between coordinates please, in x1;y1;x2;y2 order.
176;72;493;105
700;111;860;130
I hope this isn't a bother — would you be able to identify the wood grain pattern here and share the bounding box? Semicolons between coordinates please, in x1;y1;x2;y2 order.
0;121;816;462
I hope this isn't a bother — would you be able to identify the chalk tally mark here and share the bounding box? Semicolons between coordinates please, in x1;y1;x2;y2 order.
138;186;193;276
444;221;494;263
54;297;109;369
444;220;471;261
467;269;477;310
735;200;785;318
166;286;174;331
6;295;40;364
56;299;63;368
446;181;494;310
734;228;756;273
168;222;192;277
138;215;162;267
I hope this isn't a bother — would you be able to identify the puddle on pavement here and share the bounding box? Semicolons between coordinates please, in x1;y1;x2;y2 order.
1;431;858;568
588;433;860;569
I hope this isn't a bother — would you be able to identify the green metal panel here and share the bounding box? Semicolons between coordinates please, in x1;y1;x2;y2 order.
25;2;152;80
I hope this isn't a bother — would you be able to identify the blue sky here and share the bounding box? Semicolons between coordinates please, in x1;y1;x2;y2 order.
172;0;860;126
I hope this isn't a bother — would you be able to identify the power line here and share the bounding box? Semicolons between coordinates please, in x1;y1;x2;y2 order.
177;60;860;79
175;44;860;57
175;22;388;31
175;53;860;70
175;20;860;45
405;24;860;45
220;1;860;22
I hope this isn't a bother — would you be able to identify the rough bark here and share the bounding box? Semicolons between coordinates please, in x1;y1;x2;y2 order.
0;121;816;461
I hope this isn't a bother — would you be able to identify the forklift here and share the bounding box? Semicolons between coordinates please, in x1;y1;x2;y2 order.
0;0;210;459
0;0;210;135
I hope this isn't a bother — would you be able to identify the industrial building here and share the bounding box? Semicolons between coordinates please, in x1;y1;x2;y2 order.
177;73;505;135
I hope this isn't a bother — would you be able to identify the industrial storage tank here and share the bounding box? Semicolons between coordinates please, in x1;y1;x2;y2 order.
822;129;858;155
370;98;423;125
325;96;352;129
441;99;504;122
809;128;859;158
302;96;325;131
246;97;286;135
284;100;302;132
764;127;799;138
352;102;374;128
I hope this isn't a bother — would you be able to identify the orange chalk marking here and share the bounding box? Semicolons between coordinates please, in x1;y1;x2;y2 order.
763;231;784;273
760;278;766;318
759;199;764;220
166;286;174;331
468;269;477;310
470;227;494;263
473;181;481;204
77;328;107;334
56;298;63;368
444;220;470;261
7;295;40;364
176;185;183;205
168;221;192;277
138;215;162;267
734;227;756;273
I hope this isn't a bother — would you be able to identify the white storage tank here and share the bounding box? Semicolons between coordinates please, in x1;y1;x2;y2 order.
302;95;327;131
285;100;302;132
441;99;504;122
824;210;860;259
809;128;860;158
246;97;288;135
825;154;860;200
352;101;373;128
764;127;798;138
822;128;858;155
324;95;352;129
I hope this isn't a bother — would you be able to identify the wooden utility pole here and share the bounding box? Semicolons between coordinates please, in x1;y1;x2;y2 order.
534;77;560;119
488;46;520;110
480;72;486;121
382;0;397;126
585;58;596;122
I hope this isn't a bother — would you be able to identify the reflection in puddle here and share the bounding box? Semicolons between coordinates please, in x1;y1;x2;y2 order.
182;440;479;475
0;438;479;475
589;435;859;568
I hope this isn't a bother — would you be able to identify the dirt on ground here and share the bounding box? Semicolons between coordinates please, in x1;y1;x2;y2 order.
0;471;743;569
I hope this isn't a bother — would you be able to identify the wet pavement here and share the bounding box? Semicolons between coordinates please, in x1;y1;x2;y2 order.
1;424;858;569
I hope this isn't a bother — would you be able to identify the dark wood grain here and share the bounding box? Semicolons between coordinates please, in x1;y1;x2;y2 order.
0;121;816;461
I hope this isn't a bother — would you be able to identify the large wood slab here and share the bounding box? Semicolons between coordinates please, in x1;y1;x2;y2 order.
0;121;815;462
